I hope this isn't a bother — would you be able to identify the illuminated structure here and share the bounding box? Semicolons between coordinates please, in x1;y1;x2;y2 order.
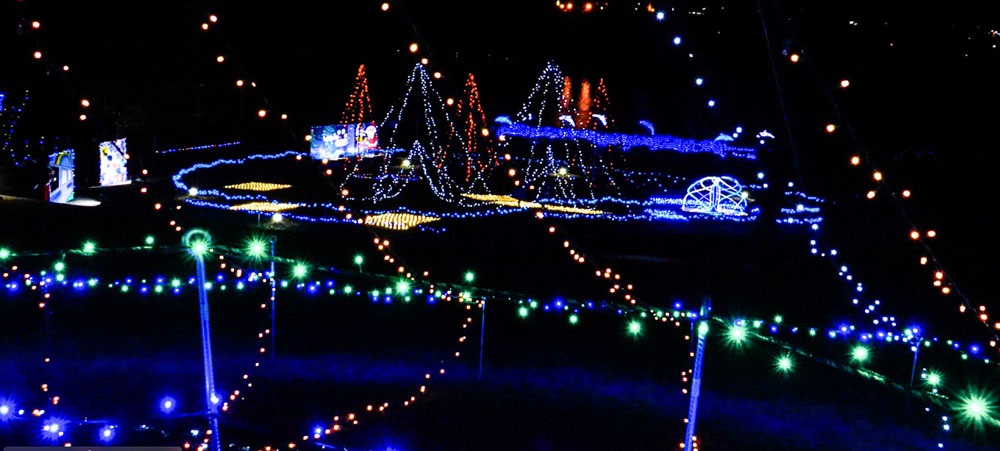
98;138;130;187
681;176;749;216
46;150;75;204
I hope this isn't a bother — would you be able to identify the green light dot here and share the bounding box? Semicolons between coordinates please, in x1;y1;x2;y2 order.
154;286;163;294
121;285;129;293
145;235;156;246
569;314;579;325
773;315;783;324
851;345;870;363
774;353;795;374
54;262;65;272
464;271;475;283
344;285;354;294
82;241;97;254
171;279;181;288
246;238;268;259
0;248;10;260
725;324;749;349
628;320;642;337
292;263;308;279
518;306;529;318
190;241;209;256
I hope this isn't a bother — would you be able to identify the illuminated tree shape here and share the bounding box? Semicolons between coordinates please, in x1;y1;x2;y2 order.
340;64;374;125
590;78;616;130
560;76;574;119
681;176;749;216
367;141;470;205
516;61;566;127
456;73;495;191
505;62;623;201
380;63;463;169
575;79;592;130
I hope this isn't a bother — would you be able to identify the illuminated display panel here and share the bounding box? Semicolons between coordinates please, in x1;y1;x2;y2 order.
47;150;75;204
98;138;130;187
310;122;380;160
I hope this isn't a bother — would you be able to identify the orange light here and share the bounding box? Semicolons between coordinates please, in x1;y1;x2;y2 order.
381;2;390;11
257;109;267;118
445;98;454;106
873;171;882;181
216;55;225;63
33;50;42;59
850;155;860;166
909;230;920;240
866;190;876;199
584;2;593;11
209;14;218;23
825;124;836;133
840;79;850;88
31;21;41;29
789;53;800;63
409;43;419;53
80;99;90;108
433;71;442;79
902;189;911;198
201;23;209;30
236;79;244;87
79;114;87;121
926;230;936;238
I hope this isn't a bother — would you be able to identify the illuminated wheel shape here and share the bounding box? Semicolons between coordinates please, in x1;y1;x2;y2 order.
681;176;748;216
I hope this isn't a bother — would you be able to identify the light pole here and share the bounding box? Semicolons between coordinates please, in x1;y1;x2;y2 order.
270;236;277;360
684;296;711;451
183;229;221;451
478;299;486;381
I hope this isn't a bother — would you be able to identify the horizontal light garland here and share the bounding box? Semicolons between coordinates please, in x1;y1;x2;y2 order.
496;123;758;160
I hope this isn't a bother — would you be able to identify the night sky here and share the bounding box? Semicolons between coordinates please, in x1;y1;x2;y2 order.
3;1;1000;450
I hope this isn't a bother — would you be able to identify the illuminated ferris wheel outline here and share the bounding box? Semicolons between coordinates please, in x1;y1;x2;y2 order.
681;176;749;216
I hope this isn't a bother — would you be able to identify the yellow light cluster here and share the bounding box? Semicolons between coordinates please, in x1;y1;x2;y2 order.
364;213;439;231
229;202;299;212
462;193;542;209
224;182;292;192
461;194;603;215
541;204;603;215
